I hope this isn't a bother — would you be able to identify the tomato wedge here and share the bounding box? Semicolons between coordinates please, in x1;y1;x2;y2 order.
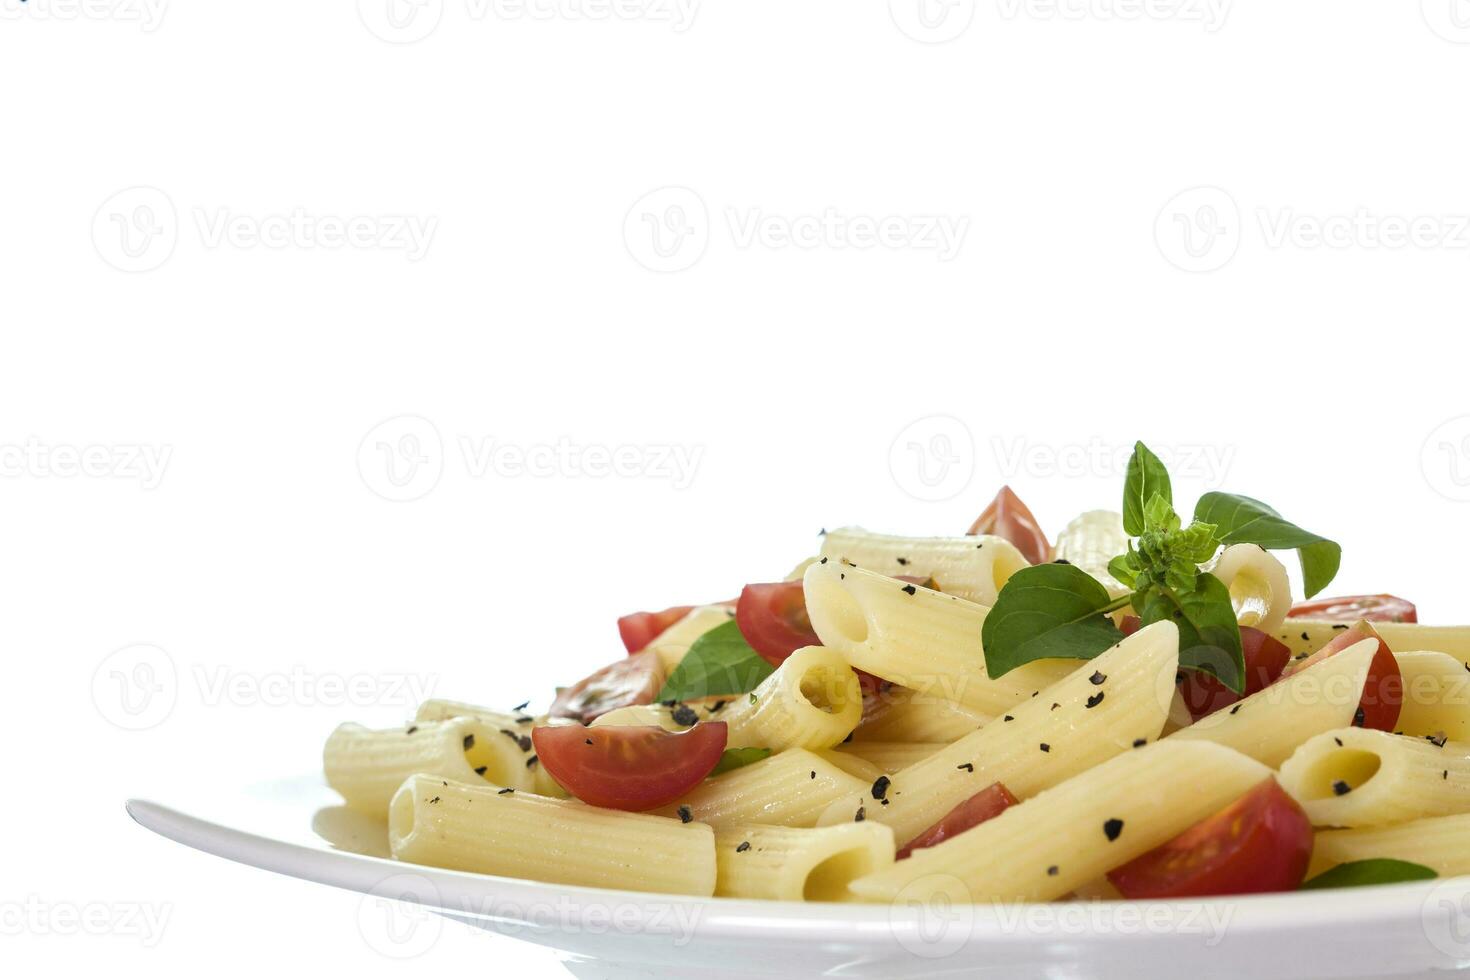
1280;620;1403;732
967;486;1050;566
548;650;664;725
1289;594;1417;624
897;782;1018;860
1108;779;1312;898
531;722;727;811
1178;627;1291;720
736;582;821;668
618;605;697;654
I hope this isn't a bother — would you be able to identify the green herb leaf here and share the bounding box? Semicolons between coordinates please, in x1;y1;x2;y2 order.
710;746;772;776
1194;492;1341;598
1134;570;1245;693
1123;442;1173;536
657;620;775;701
1107;553;1139;588
980;564;1127;678
1300;859;1437;891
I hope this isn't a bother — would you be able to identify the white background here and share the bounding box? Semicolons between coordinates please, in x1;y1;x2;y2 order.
4;1;1470;976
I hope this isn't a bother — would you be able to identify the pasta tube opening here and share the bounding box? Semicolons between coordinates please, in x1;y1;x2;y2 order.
1293;748;1384;800
804;569;870;644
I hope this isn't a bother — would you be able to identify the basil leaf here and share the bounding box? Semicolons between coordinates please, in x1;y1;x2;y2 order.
710;746;772;776
981;564;1126;678
1194;492;1341;598
1123;442;1173;536
1300;859;1437;891
1135;570;1244;693
1107;553;1138;588
657;620;775;701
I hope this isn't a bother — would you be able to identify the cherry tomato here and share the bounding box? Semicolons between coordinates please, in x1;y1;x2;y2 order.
531;722;727;811
548;650;664;725
618;605;697;654
967;486;1050;566
1280;620;1403;731
896;782;1018;860
736;582;820;668
1108;779;1312;898
1289;594;1417;624
1178;627;1291;720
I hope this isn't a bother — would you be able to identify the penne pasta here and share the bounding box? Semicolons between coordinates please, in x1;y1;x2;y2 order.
1278;621;1470;662
1278;727;1470;827
717;646;863;751
713;822;895;902
817;527;1030;607
1308;813;1470;879
851;687;990;743
1394;651;1470;741
655;748;870;830
1051;510;1131;599
1207;544;1292;634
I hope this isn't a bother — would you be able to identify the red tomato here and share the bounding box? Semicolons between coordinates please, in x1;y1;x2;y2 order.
967;486;1050;566
1119;615;1141;635
1289;594;1418;624
1178;627;1291;720
548;650;664;725
618;605;697;654
736;582;820;668
897;782;1018;860
1108;779;1312;898
1280;620;1403;731
531;722;727;811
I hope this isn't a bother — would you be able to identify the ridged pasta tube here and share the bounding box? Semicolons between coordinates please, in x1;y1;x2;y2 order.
1279;728;1470;827
713;823;895;901
817;528;1029;606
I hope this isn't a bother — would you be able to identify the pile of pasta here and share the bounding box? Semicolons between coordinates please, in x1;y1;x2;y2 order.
323;514;1470;903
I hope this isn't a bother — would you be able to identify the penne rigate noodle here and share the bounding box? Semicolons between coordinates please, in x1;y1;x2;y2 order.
1278;727;1470;827
835;741;946;773
814;622;1180;845
389;774;716;896
851;687;989;743
814;749;886;783
655;748;870;830
847;742;1271;904
803;560;1074;717
414;699;529;730
1207;544;1292;634
1278;621;1470;662
716;646;862;751
1308;813;1470;879
713;822;895;902
817;527;1029;606
1394;651;1470;741
325;718;535;818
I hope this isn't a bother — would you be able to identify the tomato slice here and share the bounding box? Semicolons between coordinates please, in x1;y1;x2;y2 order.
618;605;697;654
896;782;1018;860
967;486;1050;566
736;582;820;668
1280;620;1403;732
531;722;727;811
1289;594;1418;624
1108;779;1312;898
548;650;664;725
1177;627;1291;720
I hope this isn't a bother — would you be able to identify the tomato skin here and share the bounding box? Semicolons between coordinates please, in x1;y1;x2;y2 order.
1289;594;1417;624
1281;620;1403;732
736;582;821;668
897;782;1018;860
531;722;728;811
618;605;697;654
1108;779;1312;899
1178;627;1291;720
967;486;1050;566
548;650;664;725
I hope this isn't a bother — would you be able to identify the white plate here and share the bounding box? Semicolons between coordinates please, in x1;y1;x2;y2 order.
128;774;1470;979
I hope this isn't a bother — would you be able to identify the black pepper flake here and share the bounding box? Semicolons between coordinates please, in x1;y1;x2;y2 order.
819;528;827;536
1086;692;1105;709
1333;780;1352;796
708;700;728;715
854;806;866;823
474;766;488;776
1334;737;1343;747
1089;671;1107;686
819;556;828;564
1429;733;1450;748
957;763;974;772
463;734;475;750
677;806;693;824
428;796;441;805
512;700;530;712
498;787;514;795
513;716;534;725
1332;624;1349;631
735;841;751;853
1229;704;1241;715
1053;558;1071;565
810;770;817;780
1301;632;1311;642
1445;770;1450;781
525;755;539;769
1353;706;1366;727
1003;715;1014;722
1103;818;1124;842
1047;865;1059;876
1051;702;1060;711
406;725;419;735
901;584;917;596
1132;738;1147;748
1039;743;1051;753
671;704;699;727
585;738;594;746
896;557;910;566
871;776;891;801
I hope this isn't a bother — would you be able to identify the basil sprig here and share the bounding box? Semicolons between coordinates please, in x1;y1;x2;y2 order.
983;441;1340;694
